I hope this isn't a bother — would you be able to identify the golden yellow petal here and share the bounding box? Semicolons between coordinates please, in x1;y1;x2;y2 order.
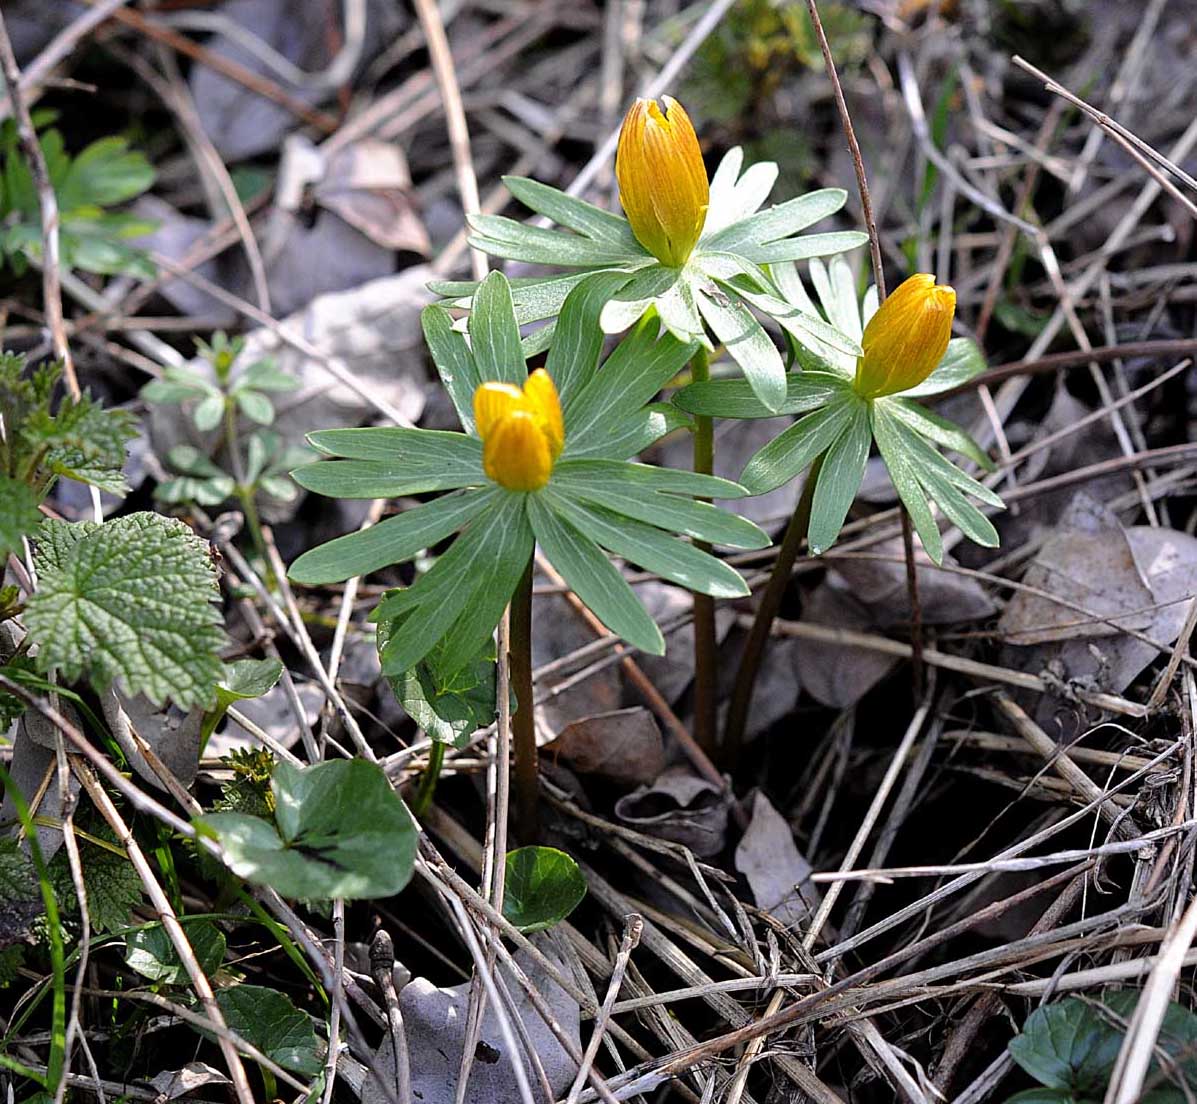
482;410;553;492
615;96;708;267
523;368;565;460
473;381;525;440
854;274;956;397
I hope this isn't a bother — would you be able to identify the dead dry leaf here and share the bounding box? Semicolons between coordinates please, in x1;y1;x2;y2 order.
614;766;731;857
549;707;665;786
735;791;819;925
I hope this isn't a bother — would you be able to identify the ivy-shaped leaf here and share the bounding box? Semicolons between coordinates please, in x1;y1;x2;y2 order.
213;985;322;1076
502;846;587;933
25;514;225;709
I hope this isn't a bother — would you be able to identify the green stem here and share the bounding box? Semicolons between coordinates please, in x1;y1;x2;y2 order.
223;401;271;580
689;346;718;757
723;454;823;761
510;560;538;842
411;740;445;817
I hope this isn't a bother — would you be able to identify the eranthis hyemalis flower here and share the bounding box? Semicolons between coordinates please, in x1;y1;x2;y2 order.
853;273;956;398
474;368;564;491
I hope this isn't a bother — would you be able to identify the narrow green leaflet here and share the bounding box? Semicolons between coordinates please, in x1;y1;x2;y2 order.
503;177;639;247
467;271;527;386
0;474;41;559
527;495;663;655
871;403;942;564
546;271;635;404
887;397;996;471
675;370;849;420
502;846;587;933
422;305;481;431
582;403;691;462
214;985;322;1076
201;759;417;900
739;230;870;265
739;393;858;495
288;488;495;585
701;188;848;252
543;490;748;599
291;457;482;499
696;287;786;413
807;398;871;555
468;213;641;267
25;514;225;709
553;459;746;499
307;426;483;463
125;920;226;985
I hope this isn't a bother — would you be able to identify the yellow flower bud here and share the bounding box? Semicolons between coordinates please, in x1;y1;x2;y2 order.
853;274;956;398
474;368;564;492
615;96;709;268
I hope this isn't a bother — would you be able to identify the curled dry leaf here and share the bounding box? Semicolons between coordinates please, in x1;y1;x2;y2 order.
145;1062;232;1100
101;688;203;794
614;765;731;857
549;706;666;786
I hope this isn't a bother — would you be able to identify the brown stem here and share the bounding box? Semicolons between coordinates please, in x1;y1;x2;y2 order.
899;509;924;698
723;456;822;760
510;560;538;842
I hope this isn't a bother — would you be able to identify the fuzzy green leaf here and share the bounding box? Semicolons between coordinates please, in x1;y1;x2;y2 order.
0;474;42;559
527;495;663;655
288;488;495;585
25;515;225;709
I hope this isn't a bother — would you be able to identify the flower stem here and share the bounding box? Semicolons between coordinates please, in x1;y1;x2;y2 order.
411;739;445;817
510;559;538;842
689;346;718;757
723;455;823;761
223;401;271;581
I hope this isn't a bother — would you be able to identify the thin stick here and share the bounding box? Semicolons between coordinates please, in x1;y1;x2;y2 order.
564;915;643;1104
510;562;538;841
723;456;821;757
0;11;77;397
688;346;718;755
411;0;487;281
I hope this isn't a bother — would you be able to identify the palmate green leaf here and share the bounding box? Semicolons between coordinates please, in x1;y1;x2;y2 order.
201;759;417;901
740;392;859;495
808;399;871;555
547;271;637;405
702;188;848;252
468;270;526;385
374;495;533;678
288;488;496;585
502;846;587;933
551;464;767;549
467;213;644;267
903;337;986;398
695;286;786;413
503;176;639;248
25;514;225;709
214;985;322;1075
542;489;748;599
57;136;155;210
564;317;696;454
0;474;42;559
675;369;849;420
527;495;663;655
422;305;481;431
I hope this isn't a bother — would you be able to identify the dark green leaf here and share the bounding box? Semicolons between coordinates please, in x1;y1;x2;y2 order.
125;920;226;985
202;759;417;900
0;474;42;559
1008;999;1126;1095
58;137;154;209
214;985;322;1075
502;846;587;933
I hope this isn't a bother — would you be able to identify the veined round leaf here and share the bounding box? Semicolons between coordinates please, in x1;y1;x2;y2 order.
502;846;586;933
214;984;322;1076
201;760;417;900
125;919;225;985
